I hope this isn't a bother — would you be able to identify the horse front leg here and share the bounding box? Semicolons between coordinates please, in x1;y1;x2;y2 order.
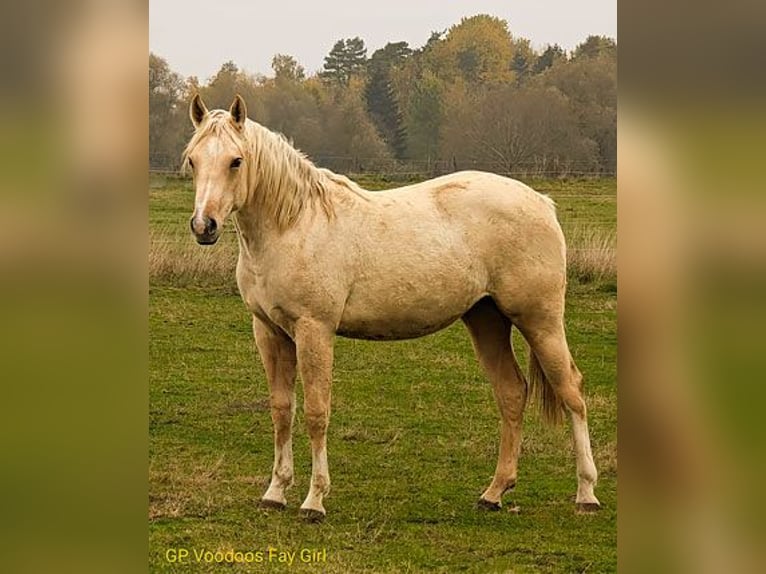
294;318;334;521
253;316;297;509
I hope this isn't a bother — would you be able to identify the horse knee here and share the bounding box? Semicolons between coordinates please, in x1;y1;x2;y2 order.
304;410;329;437
270;403;293;432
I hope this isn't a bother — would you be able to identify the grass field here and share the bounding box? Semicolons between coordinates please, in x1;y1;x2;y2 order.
149;175;616;572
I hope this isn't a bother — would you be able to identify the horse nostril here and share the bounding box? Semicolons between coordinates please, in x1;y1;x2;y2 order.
190;214;218;239
190;215;206;236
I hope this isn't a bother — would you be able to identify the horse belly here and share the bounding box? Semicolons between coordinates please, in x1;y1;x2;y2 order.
337;312;463;341
337;268;484;341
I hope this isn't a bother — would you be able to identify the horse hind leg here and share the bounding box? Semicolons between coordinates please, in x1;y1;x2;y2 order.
462;298;527;510
519;313;601;512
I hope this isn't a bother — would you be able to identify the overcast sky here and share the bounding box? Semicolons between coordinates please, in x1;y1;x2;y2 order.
150;1;616;80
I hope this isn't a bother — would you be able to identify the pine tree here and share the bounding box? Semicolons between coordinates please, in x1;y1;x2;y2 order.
533;44;566;74
365;42;411;158
321;37;368;85
511;51;529;84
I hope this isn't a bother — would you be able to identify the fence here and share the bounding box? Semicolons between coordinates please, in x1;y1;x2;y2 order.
150;154;616;180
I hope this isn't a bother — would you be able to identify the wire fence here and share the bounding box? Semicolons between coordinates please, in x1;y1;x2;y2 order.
150;154;616;180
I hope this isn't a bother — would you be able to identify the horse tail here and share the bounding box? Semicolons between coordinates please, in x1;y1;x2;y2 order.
528;346;566;425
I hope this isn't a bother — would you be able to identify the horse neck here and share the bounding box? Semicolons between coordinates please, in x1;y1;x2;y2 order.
236;123;331;250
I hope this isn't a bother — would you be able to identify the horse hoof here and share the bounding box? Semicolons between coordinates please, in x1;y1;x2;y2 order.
477;498;501;511
575;502;601;514
259;498;286;511
300;508;326;523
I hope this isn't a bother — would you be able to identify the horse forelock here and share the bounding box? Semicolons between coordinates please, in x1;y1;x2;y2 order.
181;111;247;174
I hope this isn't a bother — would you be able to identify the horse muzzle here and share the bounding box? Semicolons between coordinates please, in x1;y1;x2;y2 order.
190;214;219;245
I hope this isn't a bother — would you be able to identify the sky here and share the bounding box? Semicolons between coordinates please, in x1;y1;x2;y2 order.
150;0;616;81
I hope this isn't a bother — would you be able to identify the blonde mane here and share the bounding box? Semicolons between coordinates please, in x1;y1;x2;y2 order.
183;110;366;231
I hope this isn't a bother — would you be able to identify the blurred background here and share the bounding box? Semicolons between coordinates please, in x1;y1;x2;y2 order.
0;1;146;573
1;0;765;572
619;1;766;572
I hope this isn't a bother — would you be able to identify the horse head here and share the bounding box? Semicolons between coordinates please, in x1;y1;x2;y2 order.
184;94;249;245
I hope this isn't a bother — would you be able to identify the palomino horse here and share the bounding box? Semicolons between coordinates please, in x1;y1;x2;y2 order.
184;94;600;521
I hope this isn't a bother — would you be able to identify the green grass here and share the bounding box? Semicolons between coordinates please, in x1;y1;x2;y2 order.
149;175;616;572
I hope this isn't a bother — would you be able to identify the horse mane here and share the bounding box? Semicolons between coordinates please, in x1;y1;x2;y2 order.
183;110;364;232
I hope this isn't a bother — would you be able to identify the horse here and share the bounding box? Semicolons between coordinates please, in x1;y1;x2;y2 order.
183;94;600;521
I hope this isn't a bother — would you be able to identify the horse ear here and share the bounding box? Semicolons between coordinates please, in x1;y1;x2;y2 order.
229;94;247;130
190;93;208;128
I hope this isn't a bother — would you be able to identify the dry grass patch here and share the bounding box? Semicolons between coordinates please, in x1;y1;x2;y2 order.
567;226;616;283
150;226;237;285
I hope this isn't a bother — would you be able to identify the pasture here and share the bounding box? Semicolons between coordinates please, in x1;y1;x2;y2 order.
149;175;616;572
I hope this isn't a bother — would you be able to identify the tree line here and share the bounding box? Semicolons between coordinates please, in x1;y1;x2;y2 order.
150;15;616;176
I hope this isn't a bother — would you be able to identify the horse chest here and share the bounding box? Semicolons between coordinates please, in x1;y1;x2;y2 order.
236;258;337;337
237;277;295;336
236;261;271;315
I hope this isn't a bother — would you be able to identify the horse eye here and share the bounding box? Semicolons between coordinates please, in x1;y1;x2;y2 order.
230;157;242;169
